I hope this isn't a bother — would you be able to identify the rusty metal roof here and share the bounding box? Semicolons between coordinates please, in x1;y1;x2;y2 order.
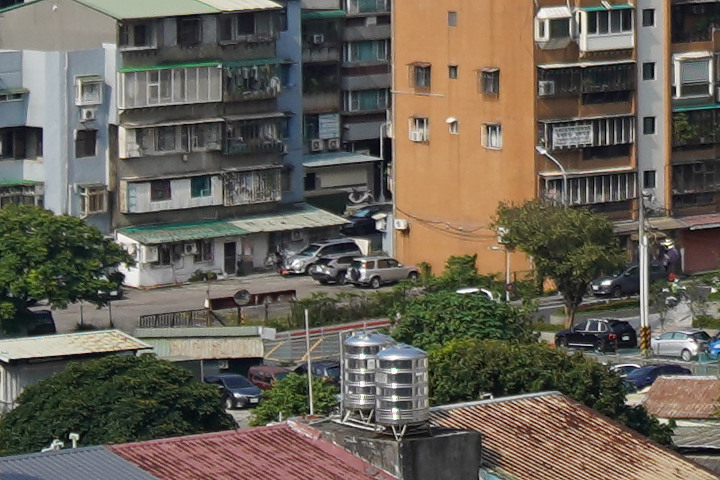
643;377;720;419
430;391;719;480
0;330;151;363
109;423;395;480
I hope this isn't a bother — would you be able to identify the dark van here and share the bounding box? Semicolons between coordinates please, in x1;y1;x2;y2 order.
247;365;291;390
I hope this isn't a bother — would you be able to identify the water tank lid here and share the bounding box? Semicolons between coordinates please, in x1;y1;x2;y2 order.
376;344;427;361
344;332;394;347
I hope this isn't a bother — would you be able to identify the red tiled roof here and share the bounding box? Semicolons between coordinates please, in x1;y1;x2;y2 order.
643;376;720;419
430;392;719;480
109;423;394;480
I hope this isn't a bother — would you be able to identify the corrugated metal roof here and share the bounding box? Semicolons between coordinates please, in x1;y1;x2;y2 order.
536;6;572;19
614;217;688;234
199;0;281;11
229;203;348;233
74;0;217;19
303;151;381;169
679;213;720;231
117;220;247;245
430;391;719;480
0;446;159;480
0;330;151;363
110;423;395;480
675;426;720;450
643;377;720;419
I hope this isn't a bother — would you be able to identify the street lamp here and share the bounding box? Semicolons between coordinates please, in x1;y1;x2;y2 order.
535;145;568;207
490;245;511;302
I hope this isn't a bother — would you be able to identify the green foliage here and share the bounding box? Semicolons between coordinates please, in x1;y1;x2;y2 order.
0;205;134;333
493;200;627;327
250;373;338;426
390;290;538;351
0;354;235;455
421;255;500;295
429;339;674;446
531;322;566;333
672;113;699;146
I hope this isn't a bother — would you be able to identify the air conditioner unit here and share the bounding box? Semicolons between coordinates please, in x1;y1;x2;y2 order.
312;33;324;44
365;16;377;26
183;243;198;255
290;230;303;241
141;245;159;263
394;218;409;230
538;80;556;97
81;107;97;122
310;138;323;151
409;130;424;142
327;138;340;150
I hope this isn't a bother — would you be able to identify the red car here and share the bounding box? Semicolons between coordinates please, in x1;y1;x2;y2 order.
247;365;291;390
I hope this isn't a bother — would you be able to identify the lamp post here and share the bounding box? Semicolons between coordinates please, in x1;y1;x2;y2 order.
639;190;652;356
535;145;568;207
490;245;511;302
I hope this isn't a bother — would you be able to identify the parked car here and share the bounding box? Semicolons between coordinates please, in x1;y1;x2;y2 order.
346;256;419;289
589;262;667;297
284;239;362;275
293;360;341;387
247;365;291;390
554;318;638;352
204;373;262;409
651;329;711;361
98;272;124;300
309;255;357;285
624;364;692;392
340;206;383;236
708;334;720;359
608;363;641;378
456;287;499;301
26;310;57;336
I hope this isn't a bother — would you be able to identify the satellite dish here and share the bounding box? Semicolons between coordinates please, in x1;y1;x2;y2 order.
233;289;252;306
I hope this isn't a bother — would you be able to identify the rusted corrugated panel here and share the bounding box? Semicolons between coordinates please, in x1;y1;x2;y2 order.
110;423;395;480
430;392;719;480
643;377;720;419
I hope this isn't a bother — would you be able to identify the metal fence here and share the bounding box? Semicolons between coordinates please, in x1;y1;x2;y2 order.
138;309;210;328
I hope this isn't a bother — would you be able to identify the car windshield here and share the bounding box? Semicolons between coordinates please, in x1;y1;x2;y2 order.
326;366;340;379
351;208;373;218
223;376;253;389
297;244;321;257
692;331;711;342
626;366;654;381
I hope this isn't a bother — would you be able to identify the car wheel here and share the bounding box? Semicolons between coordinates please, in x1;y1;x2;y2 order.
408;271;419;282
336;273;346;285
319;279;329;285
594;339;605;353
555;337;567;348
611;286;623;298
225;397;235;410
681;349;693;362
370;276;382;289
304;263;315;275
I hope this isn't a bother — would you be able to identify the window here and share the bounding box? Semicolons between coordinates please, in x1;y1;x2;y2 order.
541;116;635;150
344;89;388;111
75;76;103;106
412;65;431;89
642;62;655;81
0;90;25;102
643;170;656;189
79;186;107;216
586;9;632;35
535;15;571;42
448;65;458;79
191;176;212;197
150;180;171;201
177;17;202;46
223;168;282;205
0;127;43;159
194;239;213;262
0;184;44;208
448;11;457;26
542;172;638;206
157;244;174;266
479;69;499;95
346;0;388;14
483;124;502;149
673;57;712;98
448;120;459;134
218;13;264;42
344;40;388;63
643;116;656;135
409;117;429;142
133;123;222;156
119;22;155;49
119;66;222;109
75;129;97;158
642;8;654;27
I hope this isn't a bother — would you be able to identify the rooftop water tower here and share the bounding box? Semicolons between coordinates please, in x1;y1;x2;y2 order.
342;332;394;423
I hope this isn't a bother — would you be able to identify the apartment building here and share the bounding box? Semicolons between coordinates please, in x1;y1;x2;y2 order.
393;0;720;276
0;0;348;287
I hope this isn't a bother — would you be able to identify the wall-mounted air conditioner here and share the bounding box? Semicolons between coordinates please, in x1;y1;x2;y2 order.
327;138;340;150
394;218;409;230
538;80;556;97
183;243;198;255
310;138;323;151
141;245;159;263
313;34;324;44
81;107;97;122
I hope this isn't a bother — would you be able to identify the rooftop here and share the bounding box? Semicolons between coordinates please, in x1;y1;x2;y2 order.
643;376;720;419
430;391;719;480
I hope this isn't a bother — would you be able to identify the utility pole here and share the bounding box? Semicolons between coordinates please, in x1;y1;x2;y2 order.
304;308;314;416
639;191;651;356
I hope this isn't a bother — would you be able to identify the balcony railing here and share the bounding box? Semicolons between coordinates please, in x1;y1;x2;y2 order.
223;139;285;155
672;111;720;148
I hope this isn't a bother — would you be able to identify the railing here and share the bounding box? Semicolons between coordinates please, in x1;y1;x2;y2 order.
223;139;285;155
138;309;210;328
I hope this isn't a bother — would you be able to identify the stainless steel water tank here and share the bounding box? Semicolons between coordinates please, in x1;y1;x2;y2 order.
375;345;430;426
343;332;394;411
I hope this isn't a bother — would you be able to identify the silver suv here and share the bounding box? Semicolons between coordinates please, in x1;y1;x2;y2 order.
346;256;419;289
285;239;361;274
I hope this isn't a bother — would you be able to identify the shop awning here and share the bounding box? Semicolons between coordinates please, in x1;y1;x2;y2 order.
303;151;381;169
679;213;720;231
117;220;248;244
673;103;720;113
613;217;689;235
229;202;348;233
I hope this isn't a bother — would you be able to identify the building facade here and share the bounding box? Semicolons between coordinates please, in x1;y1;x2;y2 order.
393;0;720;276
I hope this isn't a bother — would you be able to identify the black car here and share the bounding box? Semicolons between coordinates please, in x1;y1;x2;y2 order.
340;206;382;236
309;255;356;285
27;310;57;336
589;262;667;297
204;373;262;409
293;360;341;387
625;364;692;391
554;318;637;352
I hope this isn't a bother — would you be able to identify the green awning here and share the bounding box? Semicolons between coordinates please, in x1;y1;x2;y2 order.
581;4;632;11
673;103;720;113
117;220;247;244
0;180;40;187
0;87;28;96
301;9;346;20
118;60;220;73
223;57;283;68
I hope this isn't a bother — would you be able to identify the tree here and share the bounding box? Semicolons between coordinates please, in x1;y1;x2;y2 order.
429;339;674;446
250;373;339;426
390;290;538;351
0;354;236;455
0;205;133;332
493;200;626;327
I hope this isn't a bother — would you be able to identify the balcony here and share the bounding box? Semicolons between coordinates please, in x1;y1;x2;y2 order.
538;115;635;152
223;61;282;102
537;62;635;99
671;3;720;44
302;46;341;63
672;109;720;148
577;7;634;52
